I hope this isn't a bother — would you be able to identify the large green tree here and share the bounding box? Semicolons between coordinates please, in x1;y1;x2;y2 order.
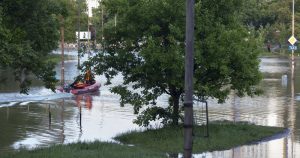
63;0;88;43
88;0;262;126
241;0;300;49
0;0;66;93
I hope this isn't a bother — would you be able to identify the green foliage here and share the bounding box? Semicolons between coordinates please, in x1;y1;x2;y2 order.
91;1;108;43
51;0;89;43
63;0;88;43
88;0;262;127
115;121;286;153
0;0;63;93
133;106;174;127
241;0;278;29
241;0;300;51
0;0;92;93
194;0;262;102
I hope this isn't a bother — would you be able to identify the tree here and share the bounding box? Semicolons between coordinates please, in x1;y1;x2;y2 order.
0;0;73;93
63;0;88;43
88;0;262;127
241;0;300;50
91;1;109;43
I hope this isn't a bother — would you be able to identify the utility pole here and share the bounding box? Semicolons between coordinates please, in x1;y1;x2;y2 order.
101;2;104;52
60;16;65;87
77;0;81;69
292;0;295;80
183;0;195;157
87;0;92;59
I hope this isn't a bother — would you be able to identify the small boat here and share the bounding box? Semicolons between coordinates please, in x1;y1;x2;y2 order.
70;82;101;95
57;82;101;95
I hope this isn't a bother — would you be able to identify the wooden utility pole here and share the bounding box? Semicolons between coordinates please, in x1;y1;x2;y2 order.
183;0;195;157
77;0;81;69
87;2;91;58
101;3;104;52
60;17;65;87
292;0;295;80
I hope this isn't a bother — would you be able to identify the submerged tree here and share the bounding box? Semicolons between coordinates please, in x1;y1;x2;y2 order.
88;0;262;126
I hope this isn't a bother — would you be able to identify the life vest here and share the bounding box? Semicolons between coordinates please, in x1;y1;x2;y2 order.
85;71;91;81
75;81;85;88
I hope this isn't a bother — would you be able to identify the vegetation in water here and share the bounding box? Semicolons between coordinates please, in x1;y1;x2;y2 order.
115;121;286;153
1;122;286;158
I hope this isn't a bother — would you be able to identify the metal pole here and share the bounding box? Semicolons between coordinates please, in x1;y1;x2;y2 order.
205;101;209;137
60;17;65;87
183;0;195;157
101;3;104;52
292;0;295;80
48;104;51;129
77;0;81;69
87;9;90;58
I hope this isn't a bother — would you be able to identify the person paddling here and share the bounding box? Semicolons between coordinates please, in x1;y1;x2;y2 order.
68;70;95;90
84;69;95;85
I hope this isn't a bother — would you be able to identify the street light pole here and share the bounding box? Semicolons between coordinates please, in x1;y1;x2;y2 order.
60;16;65;87
292;0;295;80
101;2;104;52
77;0;81;69
183;0;195;157
88;12;90;58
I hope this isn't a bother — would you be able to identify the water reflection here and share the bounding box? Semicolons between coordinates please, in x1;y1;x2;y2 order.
75;93;96;110
190;57;300;158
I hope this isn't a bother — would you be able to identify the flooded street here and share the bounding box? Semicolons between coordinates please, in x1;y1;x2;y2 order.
1;54;300;158
0;52;141;155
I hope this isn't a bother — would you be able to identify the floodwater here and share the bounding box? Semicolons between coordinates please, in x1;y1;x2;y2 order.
0;52;300;158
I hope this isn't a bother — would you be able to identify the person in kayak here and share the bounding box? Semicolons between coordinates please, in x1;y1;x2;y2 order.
68;70;95;90
84;69;95;85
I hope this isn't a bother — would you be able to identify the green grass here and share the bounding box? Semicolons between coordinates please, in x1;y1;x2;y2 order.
2;141;165;158
115;121;286;153
46;54;76;63
2;121;286;158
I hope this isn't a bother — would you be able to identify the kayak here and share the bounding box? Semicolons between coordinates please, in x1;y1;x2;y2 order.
57;82;101;95
70;82;101;95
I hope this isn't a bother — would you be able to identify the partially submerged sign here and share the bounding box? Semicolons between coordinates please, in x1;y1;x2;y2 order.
76;32;91;40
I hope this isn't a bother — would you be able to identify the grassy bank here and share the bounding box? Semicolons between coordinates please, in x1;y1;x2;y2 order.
115;121;286;153
2;122;286;158
3;142;165;158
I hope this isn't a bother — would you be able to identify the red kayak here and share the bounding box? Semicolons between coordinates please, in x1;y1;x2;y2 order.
70;82;101;95
57;82;101;95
